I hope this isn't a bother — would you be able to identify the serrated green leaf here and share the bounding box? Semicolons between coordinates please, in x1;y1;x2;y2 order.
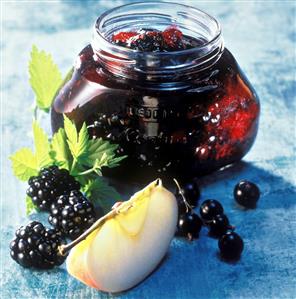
106;155;128;168
77;122;89;158
51;128;72;170
64;115;77;145
10;148;38;181
29;45;63;112
81;138;119;167
83;178;121;214
32;121;53;168
64;116;89;161
26;196;37;215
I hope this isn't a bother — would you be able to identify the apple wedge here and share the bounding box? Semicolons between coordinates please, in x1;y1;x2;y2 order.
65;179;178;293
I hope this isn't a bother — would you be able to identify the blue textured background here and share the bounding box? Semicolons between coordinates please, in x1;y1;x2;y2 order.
1;1;296;298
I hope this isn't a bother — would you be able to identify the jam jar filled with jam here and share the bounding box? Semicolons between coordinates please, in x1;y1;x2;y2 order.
51;2;260;182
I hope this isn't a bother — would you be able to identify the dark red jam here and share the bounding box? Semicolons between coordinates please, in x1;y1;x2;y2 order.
51;10;260;183
111;26;202;52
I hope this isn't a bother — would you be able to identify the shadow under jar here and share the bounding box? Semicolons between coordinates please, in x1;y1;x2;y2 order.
51;2;260;183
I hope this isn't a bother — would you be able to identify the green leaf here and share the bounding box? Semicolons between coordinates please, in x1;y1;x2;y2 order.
10;148;38;181
106;155;128;168
64;116;89;161
26;196;37;215
64;115;77;146
83;178;122;214
77;122;89;158
81;138;119;168
29;45;63;112
51;128;72;170
32;121;53;168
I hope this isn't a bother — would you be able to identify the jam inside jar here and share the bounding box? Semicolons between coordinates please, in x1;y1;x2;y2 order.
51;2;260;182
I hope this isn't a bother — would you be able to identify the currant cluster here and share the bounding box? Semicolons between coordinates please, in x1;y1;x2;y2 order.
175;179;202;240
10;221;66;269
200;199;244;260
175;179;257;261
87;112;174;173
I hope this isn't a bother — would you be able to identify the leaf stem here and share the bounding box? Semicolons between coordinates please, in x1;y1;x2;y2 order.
76;166;99;176
33;105;38;120
70;159;77;176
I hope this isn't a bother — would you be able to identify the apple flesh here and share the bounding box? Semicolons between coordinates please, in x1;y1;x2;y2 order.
66;180;178;293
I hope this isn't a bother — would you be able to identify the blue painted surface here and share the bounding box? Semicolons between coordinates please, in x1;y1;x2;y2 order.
1;1;295;298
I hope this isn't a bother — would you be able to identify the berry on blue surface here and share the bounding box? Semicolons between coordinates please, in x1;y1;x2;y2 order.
200;199;224;221
218;231;244;260
177;212;203;240
234;180;260;208
10;221;66;269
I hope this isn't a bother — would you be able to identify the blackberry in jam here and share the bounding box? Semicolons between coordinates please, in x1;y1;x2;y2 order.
51;3;260;183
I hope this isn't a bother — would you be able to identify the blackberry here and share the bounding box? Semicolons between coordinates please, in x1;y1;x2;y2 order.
10;221;66;269
26;166;80;211
49;191;96;240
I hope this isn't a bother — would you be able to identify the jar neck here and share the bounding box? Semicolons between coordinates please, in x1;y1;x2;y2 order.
91;2;224;85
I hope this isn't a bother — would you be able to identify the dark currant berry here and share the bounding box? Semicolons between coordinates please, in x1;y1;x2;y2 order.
218;232;244;260
234;180;260;208
26;166;81;211
200;199;224;221
177;212;203;240
9;221;66;269
208;214;232;237
49;191;96;240
177;181;200;207
176;194;187;215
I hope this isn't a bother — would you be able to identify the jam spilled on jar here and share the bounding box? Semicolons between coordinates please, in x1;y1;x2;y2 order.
111;26;201;52
51;26;259;183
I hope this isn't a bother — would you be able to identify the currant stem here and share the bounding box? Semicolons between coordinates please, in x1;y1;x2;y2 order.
173;178;193;213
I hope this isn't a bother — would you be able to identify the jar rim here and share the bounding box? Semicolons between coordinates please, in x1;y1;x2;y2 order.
93;1;222;58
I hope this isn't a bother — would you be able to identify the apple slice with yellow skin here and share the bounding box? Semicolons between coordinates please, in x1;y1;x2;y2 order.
65;179;178;293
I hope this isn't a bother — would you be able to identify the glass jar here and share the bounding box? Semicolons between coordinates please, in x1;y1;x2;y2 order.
51;2;260;182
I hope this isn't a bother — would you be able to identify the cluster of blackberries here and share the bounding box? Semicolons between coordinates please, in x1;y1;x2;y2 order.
27;166;80;211
49;191;96;240
11;166;97;269
10;221;66;269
